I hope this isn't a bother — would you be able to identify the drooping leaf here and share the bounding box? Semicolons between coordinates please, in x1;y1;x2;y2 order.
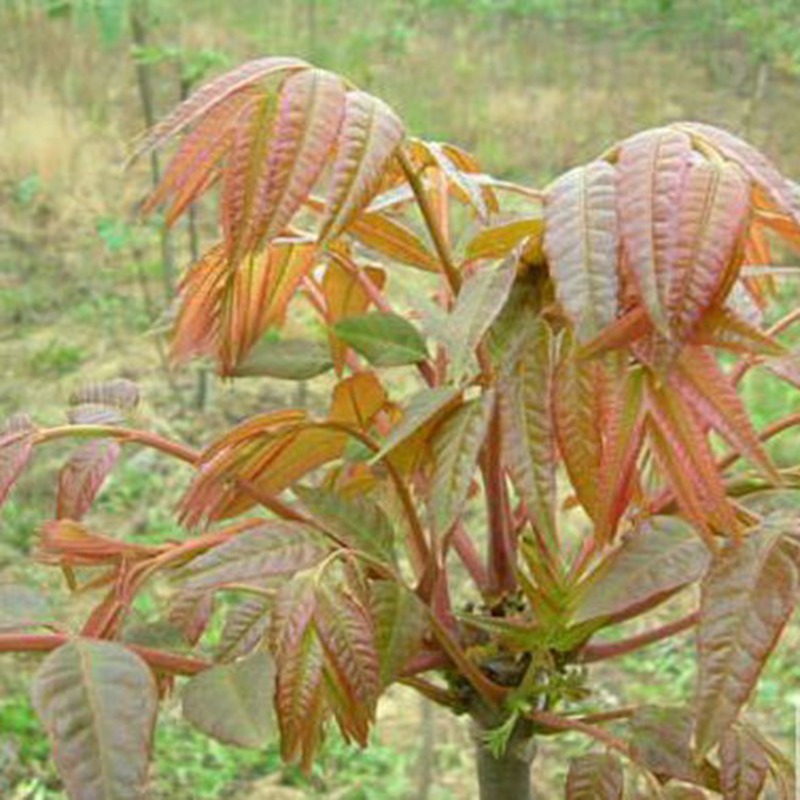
464;217;543;261
294;486;396;564
369;580;428;687
332;311;428;367
573;516;710;624
449;257;517;378
0;584;53;632
429;390;494;537
566;753;624;800
181;521;329;591
692;305;785;357
320;90;405;240
231;338;333;380
346;211;440;272
218;594;273;662
131;57;308;158
32;639;158;800
499;318;557;549
544;161;619;343
616;128;693;333
719;723;769;800
695;517;799;754
252;69;347;247
183;649;275;748
668;160;750;343
675;122;800;224
57;439;121;520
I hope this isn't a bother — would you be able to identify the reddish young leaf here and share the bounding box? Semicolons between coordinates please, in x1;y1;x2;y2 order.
132;57;308;158
218;594;273;662
617;127;693;334
544;161;619;343
668;160;750;343
253;69;346;246
675;121;800;224
329;371;388;430
0;415;36;509
181;521;329;591
56;439;121;520
691;305;785;357
168;589;215;646
320;90;405;240
346;211;440;272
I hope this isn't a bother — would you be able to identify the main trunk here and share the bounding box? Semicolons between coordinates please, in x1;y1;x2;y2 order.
472;716;536;800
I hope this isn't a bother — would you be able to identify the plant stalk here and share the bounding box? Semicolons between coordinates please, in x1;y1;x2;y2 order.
472;714;536;800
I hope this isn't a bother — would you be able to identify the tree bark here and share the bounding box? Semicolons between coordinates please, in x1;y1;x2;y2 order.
472;715;536;800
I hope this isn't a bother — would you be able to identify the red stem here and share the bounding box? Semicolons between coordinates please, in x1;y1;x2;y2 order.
528;709;631;757
0;633;209;676
581;611;699;663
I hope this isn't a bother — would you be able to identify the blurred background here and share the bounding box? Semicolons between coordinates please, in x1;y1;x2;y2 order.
1;1;799;797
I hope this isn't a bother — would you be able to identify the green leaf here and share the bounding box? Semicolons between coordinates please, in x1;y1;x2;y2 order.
566;753;624;799
332;312;428;367
429;390;494;537
696;516;799;754
370;581;428;687
373;386;462;462
573;516;710;624
32;639;158;800
294;486;397;565
449;258;517;379
182;650;275;748
182;521;329;591
231;338;333;380
0;584;53;632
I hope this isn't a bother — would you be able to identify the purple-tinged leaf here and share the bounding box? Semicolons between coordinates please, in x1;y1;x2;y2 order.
57;439;121;520
182;649;275;748
719;724;769;800
69;379;140;411
566;753;623;799
32;639;158;800
168;589;214;646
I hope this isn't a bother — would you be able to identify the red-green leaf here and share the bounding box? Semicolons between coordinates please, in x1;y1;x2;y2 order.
499;318;557;549
294;486;397;565
0;417;35;509
464;217;542;261
617;128;693;334
544;161;619;343
719;724;769;800
449;258;517;379
429;390;494;537
696;517;799;754
182;521;329;591
320;90;405;240
32;639;158;800
573;516;710;624
369;580;428;687
218;595;272;662
182;650;275;748
566;753;624;799
57;439;121;520
346;210;440;272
